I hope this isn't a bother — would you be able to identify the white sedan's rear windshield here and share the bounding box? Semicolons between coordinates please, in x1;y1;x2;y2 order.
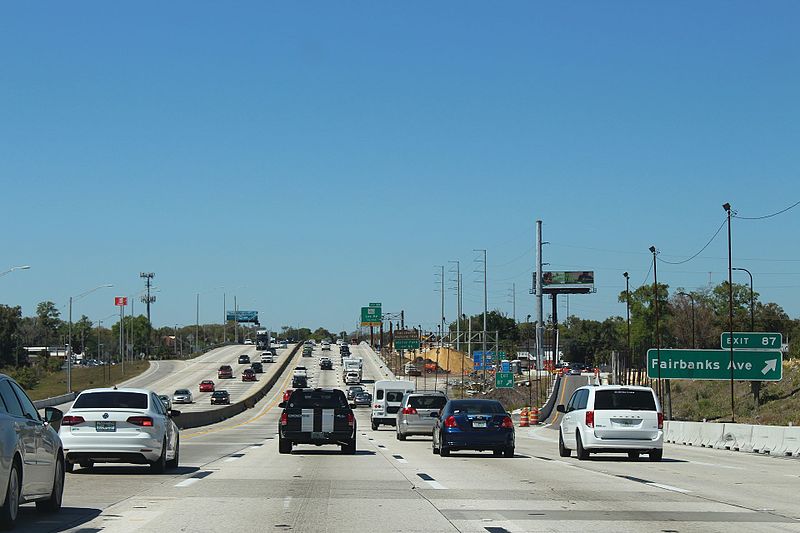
594;390;656;411
74;392;148;409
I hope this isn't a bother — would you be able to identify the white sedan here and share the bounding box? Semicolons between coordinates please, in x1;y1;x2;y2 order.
60;387;180;473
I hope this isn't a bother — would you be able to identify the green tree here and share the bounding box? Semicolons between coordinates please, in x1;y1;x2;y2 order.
35;301;63;345
618;282;672;355
312;327;333;341
0;305;23;366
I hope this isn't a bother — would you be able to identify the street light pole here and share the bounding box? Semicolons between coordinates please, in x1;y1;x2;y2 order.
723;202;735;422
68;283;113;393
733;266;758;407
623;272;630;385
649;246;667;417
0;265;31;278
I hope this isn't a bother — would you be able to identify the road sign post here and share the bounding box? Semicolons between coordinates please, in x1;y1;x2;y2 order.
495;372;514;388
647;349;782;381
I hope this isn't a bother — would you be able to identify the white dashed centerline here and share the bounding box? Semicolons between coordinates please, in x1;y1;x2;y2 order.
175;478;201;488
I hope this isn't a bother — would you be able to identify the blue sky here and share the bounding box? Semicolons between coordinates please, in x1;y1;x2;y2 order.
2;2;799;334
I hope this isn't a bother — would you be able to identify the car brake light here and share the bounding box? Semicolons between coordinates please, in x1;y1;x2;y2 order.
347;413;355;427
585;410;594;428
657;412;664;430
280;412;288;426
127;416;154;427
373;404;380;409
283;390;293;402
402;407;417;415
501;416;514;429
62;415;85;426
444;415;458;428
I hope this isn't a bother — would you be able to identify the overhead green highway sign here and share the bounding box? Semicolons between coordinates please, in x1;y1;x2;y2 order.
495;372;514;388
393;329;420;350
721;332;782;350
647;349;782;381
360;305;381;327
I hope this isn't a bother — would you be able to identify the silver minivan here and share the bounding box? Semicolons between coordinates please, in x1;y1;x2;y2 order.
396;391;448;440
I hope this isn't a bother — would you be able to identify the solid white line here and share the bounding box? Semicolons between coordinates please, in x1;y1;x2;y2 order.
425;480;447;490
647;482;691;494
224;457;240;462
174;478;201;487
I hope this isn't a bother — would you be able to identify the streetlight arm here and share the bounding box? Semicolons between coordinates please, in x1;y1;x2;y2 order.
74;283;114;300
0;265;31;277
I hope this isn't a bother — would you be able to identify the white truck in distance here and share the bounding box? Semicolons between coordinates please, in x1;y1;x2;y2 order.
342;357;363;384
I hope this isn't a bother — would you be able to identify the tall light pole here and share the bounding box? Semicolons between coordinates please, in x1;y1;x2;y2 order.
69;284;113;393
723;202;735;422
526;314;532;409
649;246;664;412
0;265;30;278
733;266;758;407
474;249;487;382
449;260;461;353
677;291;696;349
623;272;630;384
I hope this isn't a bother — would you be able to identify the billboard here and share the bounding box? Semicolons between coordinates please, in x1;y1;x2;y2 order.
534;271;595;294
226;310;259;323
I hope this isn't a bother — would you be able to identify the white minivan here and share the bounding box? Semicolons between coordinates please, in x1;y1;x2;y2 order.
557;385;663;461
371;380;415;430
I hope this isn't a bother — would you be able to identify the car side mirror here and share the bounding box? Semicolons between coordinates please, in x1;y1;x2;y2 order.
169;410;181;417
556;404;566;413
278;402;286;408
44;407;63;430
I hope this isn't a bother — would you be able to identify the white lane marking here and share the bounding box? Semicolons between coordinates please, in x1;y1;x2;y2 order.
425;480;447;490
550;459;573;467
689;460;744;470
174;478;201;487
224;456;240;462
647;482;692;494
283;496;292;510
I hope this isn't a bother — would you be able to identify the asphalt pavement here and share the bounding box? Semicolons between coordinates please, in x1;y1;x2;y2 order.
17;343;800;532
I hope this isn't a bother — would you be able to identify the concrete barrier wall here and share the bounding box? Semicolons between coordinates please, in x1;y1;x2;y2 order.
717;423;754;452
666;419;798;458
175;343;302;430
34;392;77;410
360;342;396;380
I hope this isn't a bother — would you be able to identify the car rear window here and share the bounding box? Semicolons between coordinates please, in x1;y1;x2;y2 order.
594;389;657;411
288;390;348;409
175;390;190;394
450;400;504;415
409;395;447;409
73;392;148;409
212;391;228;397
386;391;405;403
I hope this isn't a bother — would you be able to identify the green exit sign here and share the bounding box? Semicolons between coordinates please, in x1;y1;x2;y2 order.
721;332;782;349
647;349;782;381
495;372;514;388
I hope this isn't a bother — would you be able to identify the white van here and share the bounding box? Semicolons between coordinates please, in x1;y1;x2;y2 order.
371;380;415;430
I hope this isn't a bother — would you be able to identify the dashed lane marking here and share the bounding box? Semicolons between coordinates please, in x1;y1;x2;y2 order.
391;454;408;464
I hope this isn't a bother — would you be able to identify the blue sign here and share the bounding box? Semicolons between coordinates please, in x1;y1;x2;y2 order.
226;310;259;322
501;360;510;373
472;351;506;371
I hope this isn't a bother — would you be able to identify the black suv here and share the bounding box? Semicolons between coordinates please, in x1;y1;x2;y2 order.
292;375;308;389
319;359;333;370
238;354;251;364
251;362;264;373
278;388;356;454
211;390;230;405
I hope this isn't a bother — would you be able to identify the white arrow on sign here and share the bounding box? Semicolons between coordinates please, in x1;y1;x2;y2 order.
762;359;777;375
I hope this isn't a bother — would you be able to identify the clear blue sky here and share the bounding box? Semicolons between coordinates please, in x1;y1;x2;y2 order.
2;2;799;334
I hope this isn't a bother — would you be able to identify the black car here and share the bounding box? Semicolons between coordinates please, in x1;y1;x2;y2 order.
292;375;308;389
251;362;264;373
319;359;333;370
346;386;364;400
211;390;231;405
238;354;251;364
278;388;356;454
353;391;372;407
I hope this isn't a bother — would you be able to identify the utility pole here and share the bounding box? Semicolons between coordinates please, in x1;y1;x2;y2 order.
624;272;631;385
535;221;544;373
196;293;200;354
234;296;238;344
474;250;487;382
449;260;461;353
724;202;735;422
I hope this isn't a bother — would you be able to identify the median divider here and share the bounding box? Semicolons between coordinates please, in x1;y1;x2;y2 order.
698;422;725;448
33;392;77;410
716;423;754;452
175;343;302;430
777;427;800;457
666;419;799;459
750;424;785;455
679;421;702;446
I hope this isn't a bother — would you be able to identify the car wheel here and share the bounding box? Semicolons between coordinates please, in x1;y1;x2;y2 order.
278;438;292;454
0;461;20;528
341;439;356;455
36;455;64;513
371;421;378;431
432;432;440;455
628;451;640;461
65;461;74;473
397;431;406;441
167;437;180;469
576;432;589;460
440;445;450;457
492;449;503;457
649;449;663;462
558;430;571;458
504;446;515;458
150;439;167;473
79;461;94;469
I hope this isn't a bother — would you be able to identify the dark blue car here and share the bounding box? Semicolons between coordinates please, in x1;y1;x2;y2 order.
432;399;515;457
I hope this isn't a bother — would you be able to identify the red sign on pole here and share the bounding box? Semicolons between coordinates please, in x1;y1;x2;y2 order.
115;297;128;306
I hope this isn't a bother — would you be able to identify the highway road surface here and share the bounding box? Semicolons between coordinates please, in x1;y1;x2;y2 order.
15;343;800;532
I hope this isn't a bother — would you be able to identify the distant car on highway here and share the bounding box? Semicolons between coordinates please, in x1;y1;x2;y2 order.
250;362;264;373
218;365;233;379
291;375;308;388
172;389;193;404
353;391;372;407
211;390;230;405
158;394;172;411
319;359;333;370
0;373;65;527
432;399;514;458
557;385;663;461
261;352;274;363
60;387;180;473
278;388;356;454
242;369;257;382
321;342;331;351
199;380;215;392
293;366;307;378
346;386;364;400
243;338;253;345
238;354;251;364
396;391;448;440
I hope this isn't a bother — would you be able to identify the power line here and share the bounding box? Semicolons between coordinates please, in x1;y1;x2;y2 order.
734;200;800;220
657;217;727;265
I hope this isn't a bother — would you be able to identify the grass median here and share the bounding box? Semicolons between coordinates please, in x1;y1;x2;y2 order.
25;361;150;401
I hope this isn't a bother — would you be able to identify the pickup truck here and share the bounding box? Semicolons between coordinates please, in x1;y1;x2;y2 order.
278;388;356;454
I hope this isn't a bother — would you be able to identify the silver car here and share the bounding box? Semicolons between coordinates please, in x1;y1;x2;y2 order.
396;391;448;440
172;389;193;404
0;374;65;527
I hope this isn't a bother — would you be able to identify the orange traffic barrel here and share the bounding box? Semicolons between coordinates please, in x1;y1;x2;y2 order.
529;407;539;425
519;407;529;427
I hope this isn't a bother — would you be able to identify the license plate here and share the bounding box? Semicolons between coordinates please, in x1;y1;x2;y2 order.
311;432;326;439
96;421;116;432
472;420;487;428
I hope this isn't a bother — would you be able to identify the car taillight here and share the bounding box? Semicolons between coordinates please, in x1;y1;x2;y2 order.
501;416;514;429
585;410;594;428
280;412;288;426
283;390;293;402
402;407;417;415
444;415;458;428
127;416;154;427
657;412;664;430
62;415;85;426
373;404;380;409
347;413;355;427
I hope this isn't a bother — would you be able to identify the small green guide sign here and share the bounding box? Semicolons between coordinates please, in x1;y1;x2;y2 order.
495;372;514;388
721;332;782;350
394;329;420;350
647;349;782;381
360;305;381;327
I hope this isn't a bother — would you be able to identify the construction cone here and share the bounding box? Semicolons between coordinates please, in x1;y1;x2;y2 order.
530;407;539;425
519;407;529;427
